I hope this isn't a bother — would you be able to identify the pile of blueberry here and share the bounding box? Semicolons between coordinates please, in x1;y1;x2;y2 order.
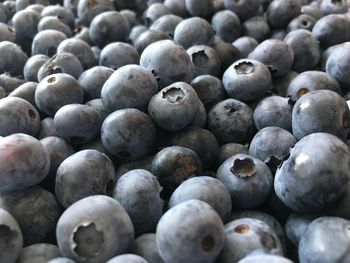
1;0;350;262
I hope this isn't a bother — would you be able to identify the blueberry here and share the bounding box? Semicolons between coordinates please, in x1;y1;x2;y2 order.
0;73;26;93
55;149;115;207
233;36;259;59
16;243;61;263
243;16;270;43
217;154;273;209
248;39;294;77
120;9;137;28
134;30;171;54
0;41;28;76
211;10;241;43
320;43;340;71
164;0;189;17
217;143;249;166
286;70;341;102
56;195;134;263
185;0;214;18
152;146;202;196
113;169;163;235
253;96;293;132
301;3;323;20
266;0;301;28
0;133;50;191
148;82;200;131
0;23;16;43
249;127;296;173
219;218;283;263
299;217;350;263
283;29;320;72
106;254;148;263
320;0;348;15
129;25;148;44
292;90;350;140
238;254;293;263
229;210;287;253
56;38;97;70
169;176;232;222
101;65;158;110
78;66;114;101
0;86;6;99
326;42;350;88
101;108;156;160
12;9;40;53
35;73;84;116
23;54;49;82
115;155;154;181
224;0;262;21
287;14;316;32
47;258;77;263
37;52;84;81
143;3;171;26
41;5;75;30
99;42;139;70
54;104;101;145
173;17;215;49
187;45;221;78
0;97;40;136
38;16;73;37
140;40;193;89
39;136;75;193
132;233;164;263
0;186;61;245
0;207;23;263
73;26;93;45
156;199;224;263
191;75;227;111
31;29;67;57
37;117;59;139
150;14;183;37
207;98;255;144
275;133;350;212
285;212;321;247
8;81;37;107
312;14;350;48
77;0;115;26
167;127;219;169
89;11;130;48
223;59;271;102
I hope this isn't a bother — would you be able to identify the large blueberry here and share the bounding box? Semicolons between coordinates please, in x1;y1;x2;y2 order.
207;99;255;144
148;82;200;131
292;90;350;140
0;97;40;137
299;217;350;263
101;64;158;112
0;186;61;246
0;134;50;192
223;59;271;102
56;195;134;263
0;208;23;263
217;154;273;209
169;176;232;222
54;104;101;145
140;40;193;89
113;169;163;235
156;199;224;263
55;150;116;208
101;108;156;160
275;133;350;212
